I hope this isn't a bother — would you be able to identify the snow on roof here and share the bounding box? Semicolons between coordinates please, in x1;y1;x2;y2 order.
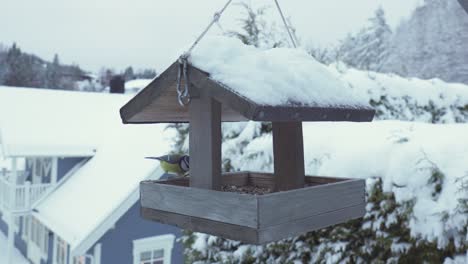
0;87;130;157
34;125;172;252
189;36;370;108
0;86;172;252
225;120;468;248
125;79;153;93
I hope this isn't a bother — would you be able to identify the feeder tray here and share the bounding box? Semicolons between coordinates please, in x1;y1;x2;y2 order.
121;60;375;244
141;172;365;244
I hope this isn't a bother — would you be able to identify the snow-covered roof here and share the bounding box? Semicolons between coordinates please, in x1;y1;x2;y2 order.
34;133;170;255
125;79;153;93
0;87;172;255
121;37;374;124
0;87;129;157
189;36;369;108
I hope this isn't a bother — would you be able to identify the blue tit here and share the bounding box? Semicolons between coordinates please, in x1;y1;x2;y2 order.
146;154;189;177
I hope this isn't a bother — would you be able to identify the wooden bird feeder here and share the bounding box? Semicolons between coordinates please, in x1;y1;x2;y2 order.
120;61;375;244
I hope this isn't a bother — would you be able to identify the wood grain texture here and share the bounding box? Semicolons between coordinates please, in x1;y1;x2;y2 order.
272;122;305;191
257;203;365;244
258;179;365;228
189;95;222;190
140;181;258;228
140;173;366;244
142;207;260;244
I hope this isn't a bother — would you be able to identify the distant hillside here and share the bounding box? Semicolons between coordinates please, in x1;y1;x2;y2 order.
0;43;89;90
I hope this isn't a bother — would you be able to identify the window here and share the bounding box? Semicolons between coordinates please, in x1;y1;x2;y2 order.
133;234;175;264
73;256;86;264
24;216;49;255
26;158;52;183
56;236;68;264
139;249;164;264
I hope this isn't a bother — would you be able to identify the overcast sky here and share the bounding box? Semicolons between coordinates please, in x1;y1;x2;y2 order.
0;0;422;73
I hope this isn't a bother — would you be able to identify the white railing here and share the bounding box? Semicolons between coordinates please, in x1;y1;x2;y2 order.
0;173;52;213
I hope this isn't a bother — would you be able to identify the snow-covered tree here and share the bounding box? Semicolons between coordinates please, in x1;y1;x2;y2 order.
338;7;392;71
382;0;468;84
227;3;295;49
45;54;62;89
178;66;468;263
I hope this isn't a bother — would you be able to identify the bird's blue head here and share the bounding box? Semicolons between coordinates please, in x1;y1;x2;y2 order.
179;155;190;172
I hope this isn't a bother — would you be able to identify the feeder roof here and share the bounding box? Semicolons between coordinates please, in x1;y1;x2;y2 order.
120;37;374;123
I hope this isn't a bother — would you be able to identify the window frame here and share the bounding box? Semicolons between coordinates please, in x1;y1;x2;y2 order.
56;236;68;264
132;234;175;264
23;216;49;256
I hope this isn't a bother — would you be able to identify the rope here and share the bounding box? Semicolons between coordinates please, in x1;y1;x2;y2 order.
176;0;297;106
176;0;233;106
273;0;298;48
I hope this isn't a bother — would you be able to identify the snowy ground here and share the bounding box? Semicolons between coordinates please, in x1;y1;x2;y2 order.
0;231;29;264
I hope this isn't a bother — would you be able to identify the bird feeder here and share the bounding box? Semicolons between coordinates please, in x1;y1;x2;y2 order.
120;60;375;244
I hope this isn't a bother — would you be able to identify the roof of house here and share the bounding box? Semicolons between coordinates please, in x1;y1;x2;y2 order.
0;87;129;157
120;37;375;124
0;87;171;255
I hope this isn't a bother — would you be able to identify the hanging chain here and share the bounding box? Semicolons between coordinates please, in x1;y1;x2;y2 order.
176;0;233;106
176;55;191;106
273;0;298;48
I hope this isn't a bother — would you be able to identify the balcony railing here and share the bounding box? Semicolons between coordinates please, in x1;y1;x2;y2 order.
0;171;52;213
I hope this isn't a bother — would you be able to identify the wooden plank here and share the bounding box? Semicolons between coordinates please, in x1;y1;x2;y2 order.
222;172;249;186
189;94;222;190
272;122;305;191
142;207;260;244
140;182;259;228
257;203;365;244
248;172;276;189
149;172;253;188
305;176;349;184
258;179;365;228
254;105;375;122
120;62;179;124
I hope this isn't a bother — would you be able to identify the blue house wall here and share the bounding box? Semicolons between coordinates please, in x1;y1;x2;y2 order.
90;201;183;264
0;213;28;260
23;157;86;183
57;157;86;182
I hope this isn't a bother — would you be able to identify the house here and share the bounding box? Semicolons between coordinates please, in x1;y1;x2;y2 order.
0;87;183;264
100;79;154;94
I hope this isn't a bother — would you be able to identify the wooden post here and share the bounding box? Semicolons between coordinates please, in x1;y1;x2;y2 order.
272;122;305;191
189;94;222;190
